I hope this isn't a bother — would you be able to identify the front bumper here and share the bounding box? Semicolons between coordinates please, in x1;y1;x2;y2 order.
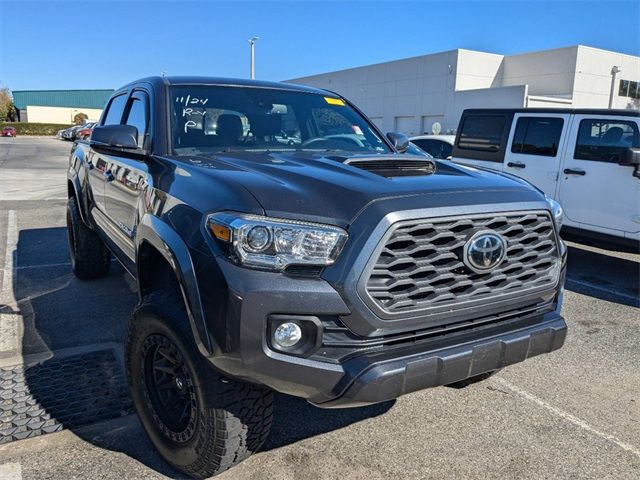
206;259;566;408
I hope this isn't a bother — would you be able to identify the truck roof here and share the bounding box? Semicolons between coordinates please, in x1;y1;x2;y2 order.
118;76;333;96
462;107;639;117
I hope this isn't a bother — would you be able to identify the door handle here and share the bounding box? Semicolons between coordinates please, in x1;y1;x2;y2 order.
103;171;115;182
563;168;586;176
507;161;526;169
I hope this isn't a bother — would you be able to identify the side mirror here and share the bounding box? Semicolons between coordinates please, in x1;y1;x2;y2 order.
386;132;410;153
619;147;640;166
619;147;640;178
90;124;140;152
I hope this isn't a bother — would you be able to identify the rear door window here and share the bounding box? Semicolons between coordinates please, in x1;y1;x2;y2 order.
574;119;639;163
457;115;506;154
511;117;564;157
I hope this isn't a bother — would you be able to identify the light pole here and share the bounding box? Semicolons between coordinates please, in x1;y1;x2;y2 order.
249;36;259;79
609;65;622;109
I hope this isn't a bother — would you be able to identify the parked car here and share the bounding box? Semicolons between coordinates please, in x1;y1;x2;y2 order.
67;77;567;478
75;122;97;140
1;126;17;137
406;141;433;157
451;108;640;249
61;124;88;141
410;134;455;159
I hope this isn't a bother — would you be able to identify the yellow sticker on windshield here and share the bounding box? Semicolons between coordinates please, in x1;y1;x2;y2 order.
324;97;345;106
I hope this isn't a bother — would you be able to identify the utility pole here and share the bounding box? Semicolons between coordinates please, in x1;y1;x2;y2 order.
249;37;259;79
609;65;622;109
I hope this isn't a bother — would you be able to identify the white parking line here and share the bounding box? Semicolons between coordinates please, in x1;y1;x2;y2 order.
566;278;639;304
16;262;71;270
495;377;640;458
1;210;17;295
0;462;22;480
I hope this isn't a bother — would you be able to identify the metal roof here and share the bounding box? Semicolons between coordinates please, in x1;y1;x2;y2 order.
12;89;114;110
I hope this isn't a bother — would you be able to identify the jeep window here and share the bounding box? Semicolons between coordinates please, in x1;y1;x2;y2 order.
170;86;390;154
457;115;506;154
511;117;563;157
574;119;640;163
102;94;128;125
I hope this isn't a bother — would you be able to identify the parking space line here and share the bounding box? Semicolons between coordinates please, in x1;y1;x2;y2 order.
494;377;640;458
16;262;71;270
1;210;17;296
0;462;22;480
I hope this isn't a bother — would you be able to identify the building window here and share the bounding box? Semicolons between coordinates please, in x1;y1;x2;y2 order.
511;117;564;157
619;79;640;99
574;119;639;163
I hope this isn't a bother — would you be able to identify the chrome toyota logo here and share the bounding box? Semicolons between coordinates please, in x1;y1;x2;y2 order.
463;231;507;273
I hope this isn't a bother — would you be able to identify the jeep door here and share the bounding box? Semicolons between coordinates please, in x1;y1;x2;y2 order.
503;113;569;198
102;89;151;266
558;114;640;238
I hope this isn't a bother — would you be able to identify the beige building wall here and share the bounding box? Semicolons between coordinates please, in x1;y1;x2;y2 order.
25;105;103;124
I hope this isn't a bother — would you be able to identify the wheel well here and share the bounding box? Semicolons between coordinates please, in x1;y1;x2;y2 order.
137;241;181;298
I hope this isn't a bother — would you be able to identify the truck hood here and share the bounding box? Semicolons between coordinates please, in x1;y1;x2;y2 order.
168;151;542;227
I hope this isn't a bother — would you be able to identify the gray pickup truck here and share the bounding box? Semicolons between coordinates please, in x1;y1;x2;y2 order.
67;76;567;478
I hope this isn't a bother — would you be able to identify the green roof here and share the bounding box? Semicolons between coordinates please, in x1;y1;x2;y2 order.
13;89;114;110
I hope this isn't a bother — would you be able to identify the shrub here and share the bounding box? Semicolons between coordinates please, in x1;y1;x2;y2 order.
0;122;73;136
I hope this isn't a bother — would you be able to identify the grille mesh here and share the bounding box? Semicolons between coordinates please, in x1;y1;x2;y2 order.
365;211;560;315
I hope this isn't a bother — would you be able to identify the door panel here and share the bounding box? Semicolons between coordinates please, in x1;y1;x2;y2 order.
558;115;640;235
86;150;108;213
502;113;568;198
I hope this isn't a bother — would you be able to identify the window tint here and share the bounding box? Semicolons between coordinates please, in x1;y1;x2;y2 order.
102;94;128;125
511;117;563;157
575;119;640;163
457;115;506;153
125;96;148;147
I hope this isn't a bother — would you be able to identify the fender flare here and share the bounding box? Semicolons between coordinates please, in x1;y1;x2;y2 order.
136;214;215;357
67;170;89;224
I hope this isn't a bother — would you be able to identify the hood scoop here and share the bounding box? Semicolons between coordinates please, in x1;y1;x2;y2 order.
344;156;436;178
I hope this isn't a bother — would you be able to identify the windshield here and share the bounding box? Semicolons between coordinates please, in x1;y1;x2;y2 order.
170;85;391;154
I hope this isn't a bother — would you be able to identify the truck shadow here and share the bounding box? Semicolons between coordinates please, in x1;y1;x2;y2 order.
565;243;639;307
8;226;393;477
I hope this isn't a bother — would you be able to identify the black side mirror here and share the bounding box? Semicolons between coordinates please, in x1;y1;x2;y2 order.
620;147;640;166
386;132;410;153
619;147;640;178
90;124;140;152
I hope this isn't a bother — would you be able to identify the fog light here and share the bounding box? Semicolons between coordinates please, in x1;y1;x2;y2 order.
273;322;302;348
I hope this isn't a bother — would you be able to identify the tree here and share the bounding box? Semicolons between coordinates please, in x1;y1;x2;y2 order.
0;86;15;122
74;112;88;125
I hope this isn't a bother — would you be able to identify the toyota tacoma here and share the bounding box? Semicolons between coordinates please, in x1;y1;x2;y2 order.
66;76;567;478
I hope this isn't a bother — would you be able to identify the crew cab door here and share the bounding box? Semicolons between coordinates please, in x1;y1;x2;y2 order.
558;115;640;237
503;113;568;198
103;90;151;264
87;93;128;213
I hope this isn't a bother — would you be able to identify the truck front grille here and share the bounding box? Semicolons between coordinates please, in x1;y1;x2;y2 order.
364;211;560;316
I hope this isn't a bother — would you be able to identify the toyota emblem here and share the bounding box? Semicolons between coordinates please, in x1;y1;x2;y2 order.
463;231;507;273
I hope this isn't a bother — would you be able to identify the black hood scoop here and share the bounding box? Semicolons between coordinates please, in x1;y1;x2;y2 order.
342;156;437;178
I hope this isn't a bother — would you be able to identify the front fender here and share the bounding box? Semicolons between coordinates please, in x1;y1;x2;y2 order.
136;214;215;357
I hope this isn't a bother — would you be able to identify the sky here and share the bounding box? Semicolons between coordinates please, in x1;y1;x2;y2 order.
1;0;639;91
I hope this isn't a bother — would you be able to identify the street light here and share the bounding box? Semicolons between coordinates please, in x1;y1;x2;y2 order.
249;36;259;79
609;65;622;109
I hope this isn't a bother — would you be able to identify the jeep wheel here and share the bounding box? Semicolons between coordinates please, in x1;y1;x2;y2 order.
66;196;111;280
125;290;273;479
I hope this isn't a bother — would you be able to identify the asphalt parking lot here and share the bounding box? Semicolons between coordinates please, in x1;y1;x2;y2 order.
0;137;638;479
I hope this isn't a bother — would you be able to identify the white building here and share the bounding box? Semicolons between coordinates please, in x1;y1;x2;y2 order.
287;45;640;136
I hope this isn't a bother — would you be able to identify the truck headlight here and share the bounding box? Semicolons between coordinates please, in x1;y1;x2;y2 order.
207;213;348;271
545;197;564;230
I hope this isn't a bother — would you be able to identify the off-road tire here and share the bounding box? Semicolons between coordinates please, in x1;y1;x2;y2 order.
125;289;273;479
66;196;110;280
